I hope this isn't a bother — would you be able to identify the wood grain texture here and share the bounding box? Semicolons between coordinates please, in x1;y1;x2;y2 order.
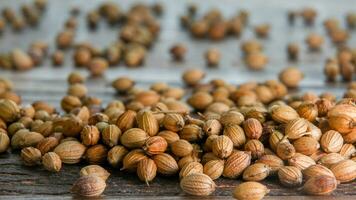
0;0;355;199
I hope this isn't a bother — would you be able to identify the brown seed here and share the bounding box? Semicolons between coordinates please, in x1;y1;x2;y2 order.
80;125;100;146
245;52;268;70
203;119;222;136
56;30;74;49
180;173;216;196
243;163;270;181
120;128;149;149
285;118;310;140
170;43;187;61
88;58;108;76
270;105;299;123
212;135;233;159
178;155;201;169
318;153;345;168
36;137;59;155
0;132;10;153
205;48;220;66
84;144;108;164
112;77;135;93
53;141;86;164
137;158;157;185
243;118;262;139
153;153;179;176
0;99;20;122
223;151;251;178
10;49;34;71
220;111;245;126
297;102;318;122
320;130;343;153
268;130;284;152
116;110;137;132
303;164;334;181
21;147;41;166
107;145;128;168
102;124;121;147
71;175;106;197
276;138;296;160
256;154;284;174
171;139;193;157
330;159;356;183
305;33;324;51
122;149;147;172
137;109;159;136
144;136;167;155
179;161;203;179
180;124;203;142
293;136;320;156
288;153;316;170
11;130;44;149
223;124;246;148
67;84;87;98
42;152;62;172
303;175;337;195
61;95;82;113
134;91;160;107
339;143;356;159
80;165;110;181
157;130;180;145
182;69;205;86
279;67;304;88
51;50;64;66
278;166;303;187
187;91;213;110
163;113;185;132
233;181;269;200
244;139;265;159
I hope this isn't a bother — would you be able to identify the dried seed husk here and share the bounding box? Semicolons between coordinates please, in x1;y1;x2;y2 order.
318;153;345;168
182;69;205;86
244;139;265;159
180;124;204;142
328;114;354;135
153;153;179;176
71;175;106;197
269;130;284;152
137;109;159;136
243;163;270;181
178;155;201;169
122;149;147;172
42;152;62;172
120;128;149;149
288;153;316;170
343;129;356;143
270;105;299;124
36;137;59;155
52;116;83;137
293;136;320;156
21;147;41;166
116;110;137;132
297;102;318;122
203;159;224;180
233;181;269;200
243;118;263;139
303;175;338;195
171;139;193;157
53;141;86;164
80;165;110;181
220;111;244;126
179;161;203;179
11;49;33;70
223;151;251;178
157;130;180;145
31;121;53;137
303;164;334;181
310;149;327;162
11;130;44;149
203;119;222;136
204;135;219;152
339;143;356;159
7;122;25;136
320;130;343;153
67;84;87;98
180;173;216;196
60;95;82;113
223;124;246;148
80;125;100;146
107;145;128;168
256;154;284;175
330;159;356;183
112;77;135;93
143;136;168;155
307;121;322;141
278;166;303;187
84;144;108;164
212;135;233;159
0;132;10;153
163;113;185;132
187;91;213;110
285;118;310;140
0;99;20;122
102;124;121;147
137;158;157;185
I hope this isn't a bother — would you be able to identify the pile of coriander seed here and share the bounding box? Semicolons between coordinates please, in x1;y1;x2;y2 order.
0;68;356;199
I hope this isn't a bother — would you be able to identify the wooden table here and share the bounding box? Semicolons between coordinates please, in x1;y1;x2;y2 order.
0;0;355;199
